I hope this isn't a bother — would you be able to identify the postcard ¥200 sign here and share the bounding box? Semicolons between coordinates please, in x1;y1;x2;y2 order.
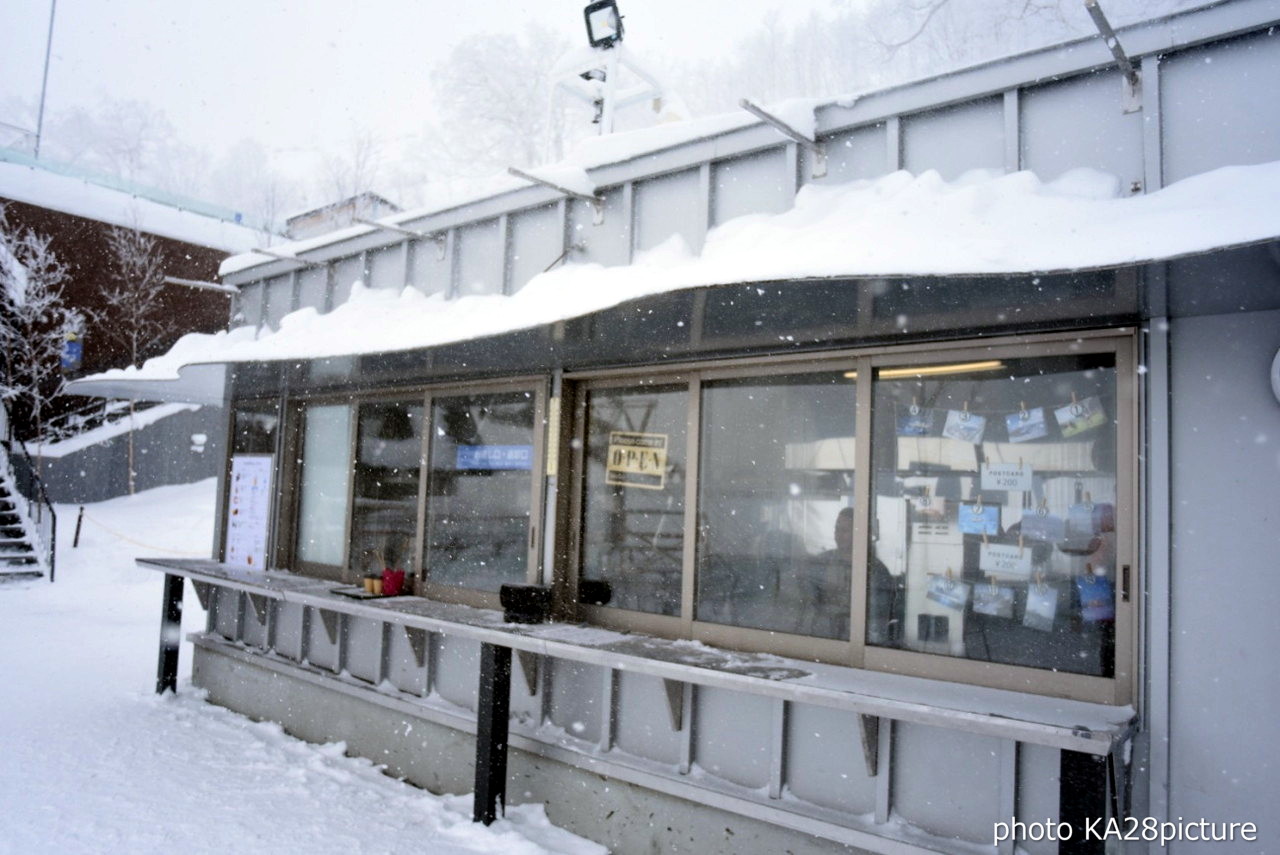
606;431;668;489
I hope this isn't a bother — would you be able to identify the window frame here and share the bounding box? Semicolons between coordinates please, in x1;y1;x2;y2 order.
564;328;1136;704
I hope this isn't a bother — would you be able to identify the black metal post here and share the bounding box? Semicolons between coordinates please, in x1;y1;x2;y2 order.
1059;750;1108;855
473;642;512;825
72;505;84;547
155;573;185;694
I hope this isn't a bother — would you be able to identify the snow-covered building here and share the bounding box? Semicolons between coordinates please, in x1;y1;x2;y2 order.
0;149;274;499
72;3;1280;853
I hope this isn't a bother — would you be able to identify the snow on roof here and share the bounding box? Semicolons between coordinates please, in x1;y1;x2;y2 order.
218;101;823;278
73;160;1280;399
0;155;273;254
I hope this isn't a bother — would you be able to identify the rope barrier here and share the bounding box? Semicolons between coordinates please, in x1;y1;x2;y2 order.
76;510;206;557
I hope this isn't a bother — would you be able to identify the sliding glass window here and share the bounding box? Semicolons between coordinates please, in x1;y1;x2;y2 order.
423;390;537;593
350;400;423;577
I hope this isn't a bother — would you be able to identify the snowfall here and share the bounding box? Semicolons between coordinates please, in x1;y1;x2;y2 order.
0;479;604;855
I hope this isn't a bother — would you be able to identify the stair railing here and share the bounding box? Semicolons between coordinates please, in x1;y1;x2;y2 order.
0;400;57;582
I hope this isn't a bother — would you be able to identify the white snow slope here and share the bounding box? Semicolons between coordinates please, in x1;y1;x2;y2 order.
0;479;603;855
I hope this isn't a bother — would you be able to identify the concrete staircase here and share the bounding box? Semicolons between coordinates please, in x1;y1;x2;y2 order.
0;462;42;578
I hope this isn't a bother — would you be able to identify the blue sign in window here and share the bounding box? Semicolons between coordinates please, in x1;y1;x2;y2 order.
455;444;533;471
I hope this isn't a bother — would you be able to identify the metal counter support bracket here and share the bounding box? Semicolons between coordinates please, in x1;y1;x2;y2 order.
247;593;269;624
858;715;880;778
474;642;512;825
318;609;341;646
663;678;685;732
155;573;184;694
191;581;212;610
404;626;428;668
515;650;540;696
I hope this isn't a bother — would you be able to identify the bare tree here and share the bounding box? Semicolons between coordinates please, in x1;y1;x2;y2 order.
101;225;172;493
0;207;78;447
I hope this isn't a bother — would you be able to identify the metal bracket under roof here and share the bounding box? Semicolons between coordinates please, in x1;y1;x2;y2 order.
163;275;238;295
249;246;329;270
740;99;827;178
355;217;448;261
1084;0;1142;113
508;167;605;225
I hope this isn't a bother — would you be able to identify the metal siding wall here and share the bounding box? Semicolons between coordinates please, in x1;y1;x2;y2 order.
509;204;562;294
263;275;293;329
569;186;629;267
236;282;264;328
816;124;890;184
1167;308;1280;850
368;244;406;290
273;602;307;660
306;610;341;671
213;588;239;638
548;660;604;744
385;628;427;696
241;603;268;648
296;267;328;313
613;672;682;766
710;147;791;227
1016;744;1060;855
892;722;1002;843
408;237;449;296
1020;69;1144;190
345;617;383;683
784;703;876;814
456;219;502;296
1162;30;1280;183
433;634;480;710
902;96;1004;179
693;686;772;790
634;168;705;254
331;256;364;309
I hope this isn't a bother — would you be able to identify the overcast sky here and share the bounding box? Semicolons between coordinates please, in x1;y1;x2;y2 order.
1;0;836;170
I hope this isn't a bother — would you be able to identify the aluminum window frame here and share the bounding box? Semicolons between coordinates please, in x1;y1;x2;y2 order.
565;329;1136;704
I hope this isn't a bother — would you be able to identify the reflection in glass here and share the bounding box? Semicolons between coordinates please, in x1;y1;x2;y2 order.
296;404;352;566
867;354;1117;677
581;385;686;616
350;401;423;576
696;373;857;638
232;402;278;454
424;391;534;592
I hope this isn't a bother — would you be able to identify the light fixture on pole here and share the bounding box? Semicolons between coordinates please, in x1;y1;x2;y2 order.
583;0;623;49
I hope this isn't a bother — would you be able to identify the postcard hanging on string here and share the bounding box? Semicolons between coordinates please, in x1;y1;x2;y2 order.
973;581;1015;618
1075;573;1116;622
897;406;935;437
979;541;1033;578
981;461;1032;492
1054;395;1108;438
926;575;970;611
1005;406;1049;443
1020;507;1066;543
942;409;986;444
957;502;1000;535
1023;582;1058;632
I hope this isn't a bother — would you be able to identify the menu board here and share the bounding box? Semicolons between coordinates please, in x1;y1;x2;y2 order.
225;455;273;568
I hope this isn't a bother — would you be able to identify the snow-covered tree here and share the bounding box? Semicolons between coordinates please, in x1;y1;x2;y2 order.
101;225;175;494
0;208;79;444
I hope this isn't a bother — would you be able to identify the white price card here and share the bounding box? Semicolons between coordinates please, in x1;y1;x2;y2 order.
981;462;1033;492
225;455;273;569
978;542;1033;578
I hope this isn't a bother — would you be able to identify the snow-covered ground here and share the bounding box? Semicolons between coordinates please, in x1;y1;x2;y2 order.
0;479;604;855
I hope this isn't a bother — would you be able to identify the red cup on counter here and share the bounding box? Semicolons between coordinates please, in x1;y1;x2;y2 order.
381;568;405;597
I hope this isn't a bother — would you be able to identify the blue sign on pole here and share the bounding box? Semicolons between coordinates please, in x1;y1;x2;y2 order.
60;337;82;371
455;445;533;471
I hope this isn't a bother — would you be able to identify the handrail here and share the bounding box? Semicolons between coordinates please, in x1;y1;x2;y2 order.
0;398;58;581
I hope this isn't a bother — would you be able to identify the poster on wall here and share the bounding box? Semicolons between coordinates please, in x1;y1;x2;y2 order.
225;455;273;569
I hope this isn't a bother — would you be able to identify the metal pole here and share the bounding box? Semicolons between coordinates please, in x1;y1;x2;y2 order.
33;0;58;159
155;573;185;694
72;505;83;547
472;642;512;824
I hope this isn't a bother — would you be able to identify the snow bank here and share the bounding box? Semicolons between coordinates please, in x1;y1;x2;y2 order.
80;160;1280;389
0;480;603;855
